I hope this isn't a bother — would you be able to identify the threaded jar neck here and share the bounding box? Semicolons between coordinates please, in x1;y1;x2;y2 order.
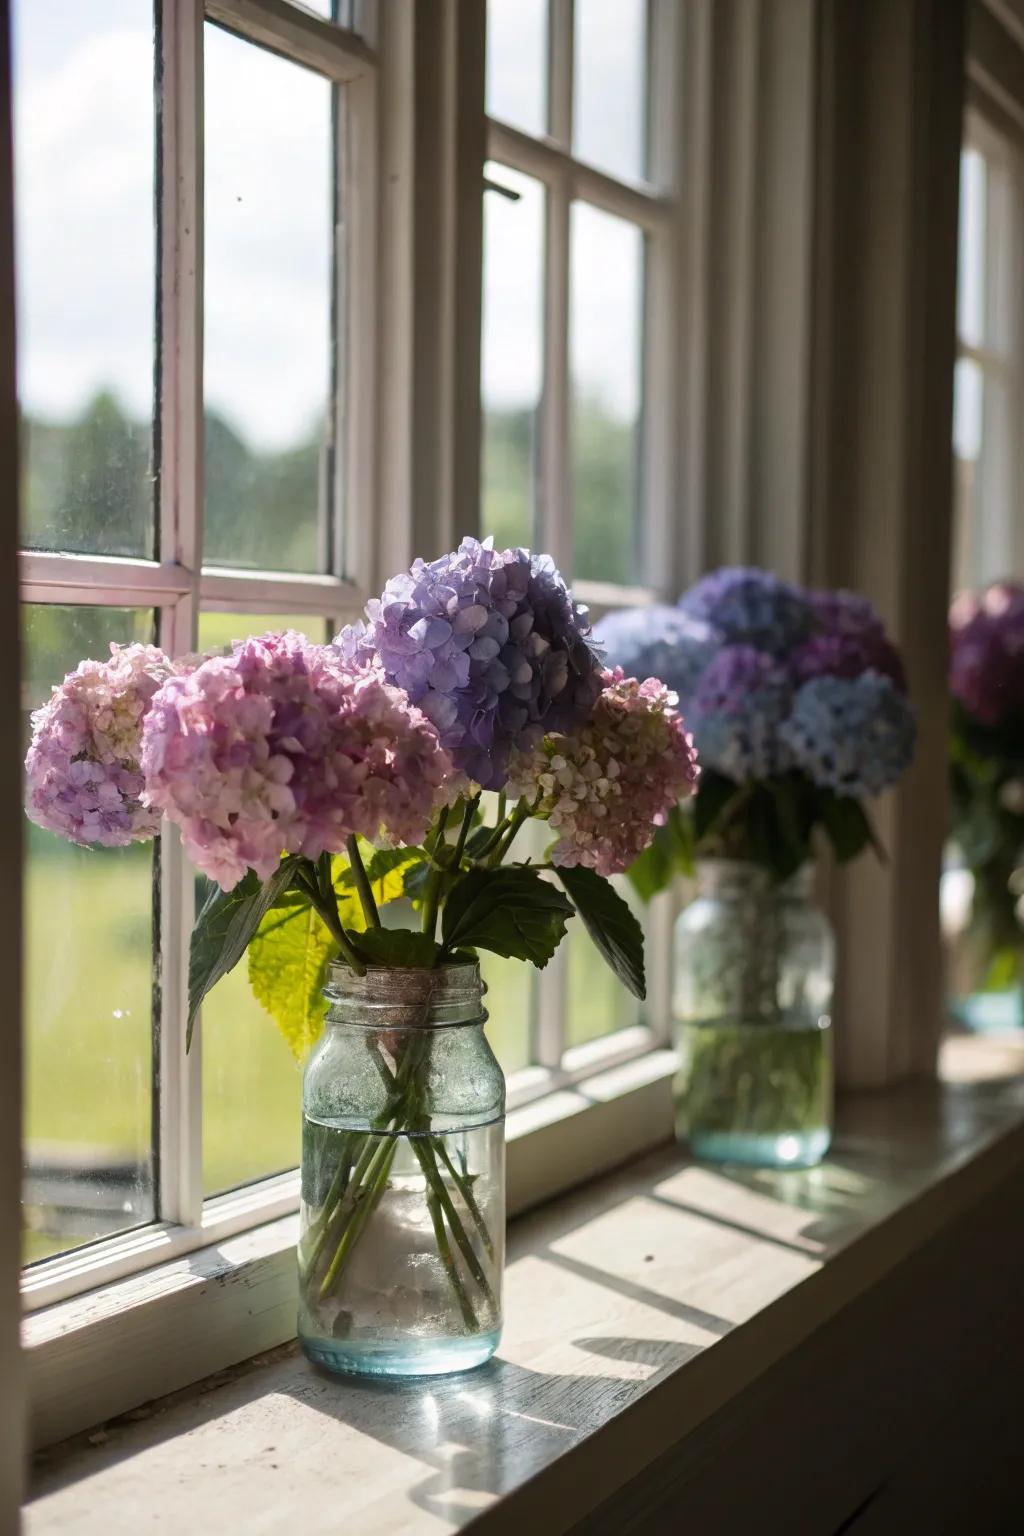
323;961;488;1030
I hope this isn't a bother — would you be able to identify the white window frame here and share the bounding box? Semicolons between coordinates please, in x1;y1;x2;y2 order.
22;0;382;1311
484;0;689;1091
952;106;1024;592
20;0;704;1432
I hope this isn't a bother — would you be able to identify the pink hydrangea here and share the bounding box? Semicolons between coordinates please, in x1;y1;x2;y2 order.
141;631;456;890
25;643;173;847
507;668;700;877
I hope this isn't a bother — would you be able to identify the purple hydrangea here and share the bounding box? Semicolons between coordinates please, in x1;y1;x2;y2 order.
808;588;886;639
25;643;172;847
593;605;719;710
950;582;1024;726
142;631;456;890
790;630;906;691
779;674;916;797
337;537;602;789
678;567;813;656
686;645;793;781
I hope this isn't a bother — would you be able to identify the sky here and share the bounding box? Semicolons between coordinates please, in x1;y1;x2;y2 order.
14;0;650;452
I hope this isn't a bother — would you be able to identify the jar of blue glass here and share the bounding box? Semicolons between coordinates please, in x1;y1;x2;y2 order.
673;861;834;1168
298;961;505;1377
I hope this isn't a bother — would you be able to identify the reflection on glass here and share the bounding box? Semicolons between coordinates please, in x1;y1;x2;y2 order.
566;878;644;1047
196;613;319;1196
957;148;986;350
481;164;544;551
574;0;647;182
486;0;547;137
22;604;156;1264
570;203;644;585
204;25;333;574
13;1;156;558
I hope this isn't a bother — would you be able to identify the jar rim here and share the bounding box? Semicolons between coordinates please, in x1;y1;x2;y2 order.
695;858;814;897
323;959;488;1029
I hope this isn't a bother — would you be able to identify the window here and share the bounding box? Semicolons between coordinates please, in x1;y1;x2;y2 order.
18;0;690;1322
18;0;379;1302
952;113;1024;593
483;0;684;1075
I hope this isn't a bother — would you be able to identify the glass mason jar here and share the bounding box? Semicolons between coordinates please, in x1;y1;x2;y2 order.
298;961;505;1378
673;861;834;1168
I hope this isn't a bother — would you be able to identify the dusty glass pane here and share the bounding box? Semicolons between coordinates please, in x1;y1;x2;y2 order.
14;1;156;558
197;614;319;1197
573;0;647;183
486;0;547;137
204;25;333;574
566;878;644;1047
570;203;644;585
481;165;544;551
22;605;156;1264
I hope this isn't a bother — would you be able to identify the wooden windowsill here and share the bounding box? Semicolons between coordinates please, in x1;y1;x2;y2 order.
27;1034;1024;1535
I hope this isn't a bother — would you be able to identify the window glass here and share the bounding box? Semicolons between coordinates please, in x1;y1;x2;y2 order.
22;604;156;1264
565;877;644;1046
486;0;548;138
196;614;321;1197
481;165;544;551
13;0;156;559
957;148;986;351
203;25;334;575
570;202;644;585
573;0;647;182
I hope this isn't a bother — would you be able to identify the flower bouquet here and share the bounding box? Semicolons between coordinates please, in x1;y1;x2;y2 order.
947;581;1024;1031
25;538;698;1376
598;568;915;1166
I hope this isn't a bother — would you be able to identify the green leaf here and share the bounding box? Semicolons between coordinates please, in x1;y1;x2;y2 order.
819;792;883;865
554;865;646;1000
440;867;573;968
694;771;744;842
348;845;423;906
187;858;299;1048
247;901;337;1059
626;805;695;902
349;928;443;968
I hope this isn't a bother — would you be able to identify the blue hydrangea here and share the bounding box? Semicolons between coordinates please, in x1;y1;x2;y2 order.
686;646;793;781
678;566;813;655
593;605;719;709
336;537;602;790
779;674;916;797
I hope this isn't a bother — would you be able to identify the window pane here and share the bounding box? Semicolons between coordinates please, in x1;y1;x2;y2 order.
486;0;547;137
197;613;320;1197
481;954;532;1073
23;604;155;1264
957;148;986;350
204;26;334;575
573;0;647;182
14;1;156;559
481;165;544;550
566;878;644;1047
570;203;644;585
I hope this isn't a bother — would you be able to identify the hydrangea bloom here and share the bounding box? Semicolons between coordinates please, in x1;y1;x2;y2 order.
678;567;813;655
25;643;172;847
593;605;719;710
336;537;602;790
809;588;886;639
950;581;1024;726
790;630;906;691
505;668;699;877
685;646;792;781
142;631;455;890
779;674;916;797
